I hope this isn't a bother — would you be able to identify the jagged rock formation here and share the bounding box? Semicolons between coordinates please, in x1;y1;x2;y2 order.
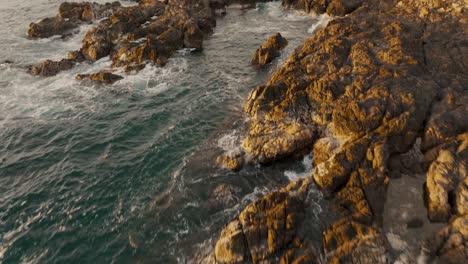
28;1;122;38
211;0;467;263
251;32;288;66
26;0;221;77
214;178;319;263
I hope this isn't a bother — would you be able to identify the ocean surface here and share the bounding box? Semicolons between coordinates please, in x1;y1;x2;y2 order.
0;1;328;263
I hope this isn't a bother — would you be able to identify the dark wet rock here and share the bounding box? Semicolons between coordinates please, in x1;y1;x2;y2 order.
28;17;79;38
2;60;13;64
183;19;204;50
27;59;74;77
406;217;424;229
76;71;123;84
207;184;241;210
251;32;288;66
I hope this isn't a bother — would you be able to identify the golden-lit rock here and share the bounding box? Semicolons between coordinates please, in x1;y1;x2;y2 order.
251;33;288;66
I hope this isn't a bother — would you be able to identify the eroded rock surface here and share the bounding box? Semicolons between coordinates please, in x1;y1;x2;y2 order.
211;0;467;263
251;32;288;66
214;178;318;263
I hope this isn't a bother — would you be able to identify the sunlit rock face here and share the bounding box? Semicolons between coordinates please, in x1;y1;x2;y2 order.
212;0;467;262
251;32;288;66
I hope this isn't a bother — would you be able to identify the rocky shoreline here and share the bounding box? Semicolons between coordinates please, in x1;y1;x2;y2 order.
26;0;222;80
24;0;467;263
211;0;467;263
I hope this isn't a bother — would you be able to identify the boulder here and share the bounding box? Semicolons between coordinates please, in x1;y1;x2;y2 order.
27;59;74;77
251;33;288;66
216;151;245;171
76;71;123;84
214;179;312;263
214;220;248;263
81;25;112;62
28;17;78;38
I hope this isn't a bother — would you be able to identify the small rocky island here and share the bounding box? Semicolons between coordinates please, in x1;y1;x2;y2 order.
25;0;466;263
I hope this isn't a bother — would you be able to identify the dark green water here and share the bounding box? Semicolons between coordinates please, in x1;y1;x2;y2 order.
0;1;327;263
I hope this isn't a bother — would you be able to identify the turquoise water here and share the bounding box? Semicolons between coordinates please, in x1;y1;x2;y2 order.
0;1;326;263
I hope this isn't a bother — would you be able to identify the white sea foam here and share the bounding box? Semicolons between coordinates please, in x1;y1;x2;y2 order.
308;14;332;34
218;186;270;215
115;57;189;95
284;154;313;181
386;232;409;251
217;130;241;152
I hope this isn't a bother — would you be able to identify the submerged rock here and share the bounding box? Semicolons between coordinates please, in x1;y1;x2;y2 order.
209;184;241;206
76;71;123;84
251;32;288;66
